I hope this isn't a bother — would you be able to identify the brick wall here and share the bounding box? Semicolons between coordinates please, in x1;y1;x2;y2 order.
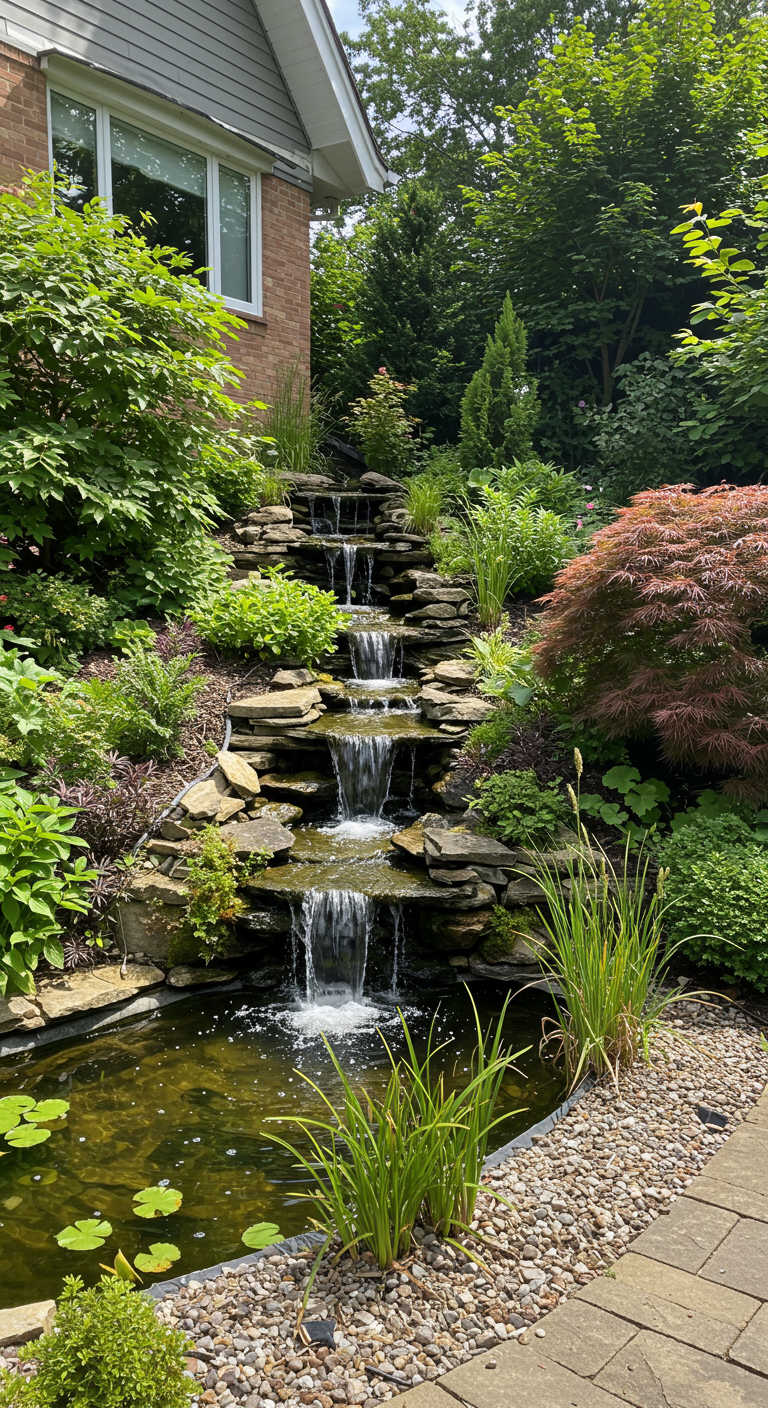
0;42;311;400
0;42;49;187
226;175;312;406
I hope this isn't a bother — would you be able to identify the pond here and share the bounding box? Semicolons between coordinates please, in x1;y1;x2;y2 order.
0;982;564;1308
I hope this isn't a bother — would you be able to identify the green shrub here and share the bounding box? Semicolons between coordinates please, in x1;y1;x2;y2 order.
470;767;568;844
404;474;445;534
471;458;582;517
0;773;95;995
0;173;251;612
0;573;116;660
184;825;266;962
464;708;517;764
657;813;768;992
461;490;571;627
260;361;330;476
204;453;286;520
0;647;111;781
459;294;539;471
346;368;416;476
0;1274;194;1408
194;570;344;663
429;520;471;577
82;646;204;761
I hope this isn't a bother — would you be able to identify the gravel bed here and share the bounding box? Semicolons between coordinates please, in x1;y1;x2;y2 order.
2;1001;765;1404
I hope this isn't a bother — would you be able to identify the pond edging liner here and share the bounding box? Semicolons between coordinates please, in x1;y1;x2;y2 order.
144;1074;593;1302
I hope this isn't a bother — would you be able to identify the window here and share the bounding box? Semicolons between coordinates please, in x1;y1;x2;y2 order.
48;87;262;314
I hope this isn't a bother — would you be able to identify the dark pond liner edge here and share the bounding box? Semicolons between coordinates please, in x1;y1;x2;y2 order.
145;1075;593;1302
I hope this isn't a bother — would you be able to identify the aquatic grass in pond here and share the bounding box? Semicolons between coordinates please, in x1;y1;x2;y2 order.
265;991;527;1269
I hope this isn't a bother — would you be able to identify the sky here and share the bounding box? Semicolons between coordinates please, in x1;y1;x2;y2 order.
327;0;364;37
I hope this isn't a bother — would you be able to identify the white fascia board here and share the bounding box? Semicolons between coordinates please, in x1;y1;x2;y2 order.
40;51;313;180
255;0;391;195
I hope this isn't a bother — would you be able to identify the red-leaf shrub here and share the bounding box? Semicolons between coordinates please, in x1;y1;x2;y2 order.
534;484;768;797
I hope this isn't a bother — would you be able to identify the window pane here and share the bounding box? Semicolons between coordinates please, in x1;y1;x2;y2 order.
219;165;251;304
50;91;97;210
110;119;207;277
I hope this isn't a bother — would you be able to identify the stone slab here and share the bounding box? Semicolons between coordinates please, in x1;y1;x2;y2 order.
216;751;261;797
702;1123;768;1195
167;966;238;988
37;964;165;1022
229;686;321;719
0;1300;55;1347
596;1328;768;1408
746;1090;768;1127
685;1176;768;1225
218;818;295;859
181;775;227;820
390;1387;456;1408
699;1217;768;1299
577;1275;741;1356
0;995;43;1034
729;1301;768;1374
214;796;246;824
259;772;336;802
439;1342;628;1408
423;827;518;868
532;1300;636;1376
613;1253;759;1327
630;1197;738;1273
129;871;188;905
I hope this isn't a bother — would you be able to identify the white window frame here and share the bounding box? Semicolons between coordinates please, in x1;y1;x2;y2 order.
46;78;263;318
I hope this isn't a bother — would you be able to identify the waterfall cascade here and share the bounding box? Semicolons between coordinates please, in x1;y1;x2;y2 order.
329;731;395;819
292;888;373;1004
350;630;401;681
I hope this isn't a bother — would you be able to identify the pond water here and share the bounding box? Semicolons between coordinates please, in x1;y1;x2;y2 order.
0;982;563;1308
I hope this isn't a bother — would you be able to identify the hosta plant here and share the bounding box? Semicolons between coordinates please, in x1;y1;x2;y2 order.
193;569;345;663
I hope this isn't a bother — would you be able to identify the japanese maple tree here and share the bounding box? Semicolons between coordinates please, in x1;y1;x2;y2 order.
535;484;768;796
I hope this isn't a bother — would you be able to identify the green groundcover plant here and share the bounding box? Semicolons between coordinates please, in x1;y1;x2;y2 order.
470;768;568;844
0;1276;195;1408
0;173;250;612
193;570;344;663
657;813;768;992
82;645;204;762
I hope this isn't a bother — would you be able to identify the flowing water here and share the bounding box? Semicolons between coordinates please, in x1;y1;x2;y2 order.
329;732;396;819
0;984;564;1309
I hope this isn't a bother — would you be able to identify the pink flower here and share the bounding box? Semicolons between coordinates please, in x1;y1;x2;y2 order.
586;501;594;510
583;484;593;491
378;366;387;374
3;624;13;631
576;518;583;531
577;400;586;408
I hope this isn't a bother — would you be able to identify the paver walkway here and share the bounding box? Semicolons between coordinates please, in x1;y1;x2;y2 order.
397;1085;768;1408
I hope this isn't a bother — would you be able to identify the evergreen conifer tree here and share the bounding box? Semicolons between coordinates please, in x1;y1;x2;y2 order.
459;294;540;469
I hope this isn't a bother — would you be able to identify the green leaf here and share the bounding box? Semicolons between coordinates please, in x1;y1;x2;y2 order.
5;1124;51;1148
56;1218;112;1250
132;1185;183;1218
24;1099;69;1123
134;1242;182;1274
241;1221;281;1250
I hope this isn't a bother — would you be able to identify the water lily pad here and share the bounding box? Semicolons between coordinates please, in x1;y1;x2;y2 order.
24;1100;70;1124
132;1186;183;1219
2;1196;21;1211
0;1096;33;1134
56;1218;112;1251
5;1125;51;1148
18;1169;58;1187
241;1221;281;1250
134;1242;181;1274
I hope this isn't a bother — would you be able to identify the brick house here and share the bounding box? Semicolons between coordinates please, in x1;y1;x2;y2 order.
0;0;391;400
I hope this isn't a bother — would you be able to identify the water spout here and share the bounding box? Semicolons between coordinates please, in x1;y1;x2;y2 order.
389;903;404;997
342;543;357;605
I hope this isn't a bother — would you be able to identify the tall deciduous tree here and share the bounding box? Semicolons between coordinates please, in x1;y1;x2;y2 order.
464;0;768;455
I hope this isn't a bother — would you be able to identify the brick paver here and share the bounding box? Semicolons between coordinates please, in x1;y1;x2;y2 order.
395;1085;768;1407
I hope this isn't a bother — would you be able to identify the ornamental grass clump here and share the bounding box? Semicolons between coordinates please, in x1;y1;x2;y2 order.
265;993;523;1271
521;752;698;1090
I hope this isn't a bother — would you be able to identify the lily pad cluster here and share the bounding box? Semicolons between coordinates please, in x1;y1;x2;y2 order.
56;1183;185;1281
0;1094;69;1149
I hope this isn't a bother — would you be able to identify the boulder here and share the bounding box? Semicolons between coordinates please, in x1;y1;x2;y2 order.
216;750;261;797
272;667;316;688
418;685;494;724
391;819;425;859
37;963;165;1022
0;995;43;1034
421;908;494;952
413;588;469;605
0;1301;56;1348
250;798;304;825
181;775;227;820
167;965;238;988
218;817;295;859
160;817;191;841
423;827;518;869
407;603;461;620
129;871;188;905
229;687;321;719
245;505;292;524
433;659;476;689
259;772;336;803
214;796;246;823
360;471;404;493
